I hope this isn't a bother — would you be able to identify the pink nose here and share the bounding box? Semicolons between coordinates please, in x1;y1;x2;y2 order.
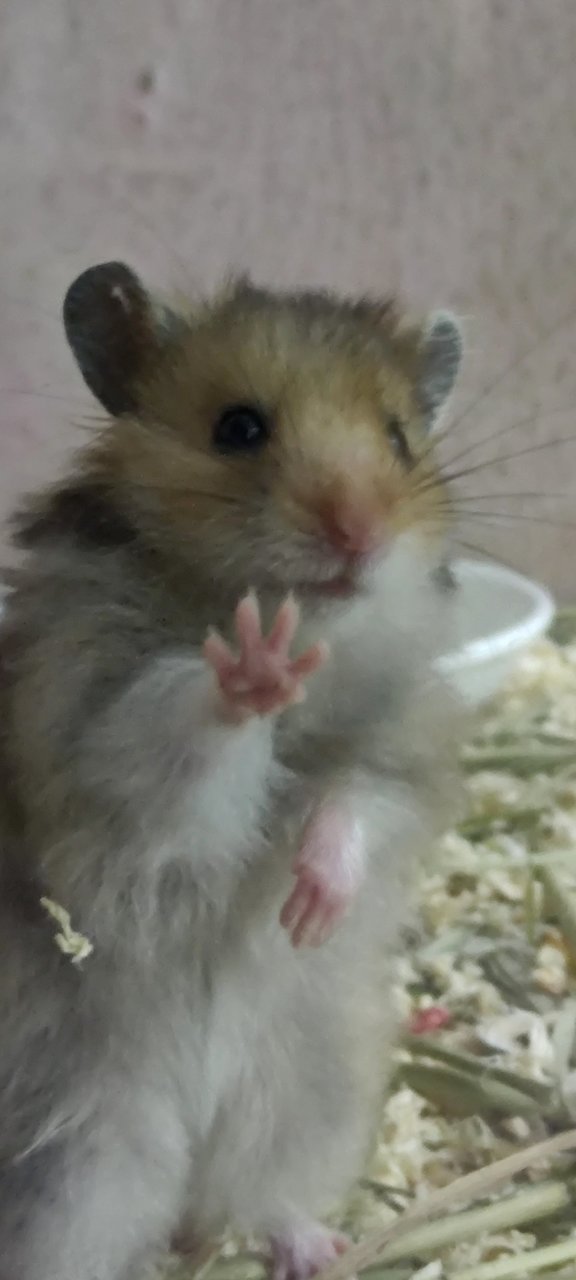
319;498;384;558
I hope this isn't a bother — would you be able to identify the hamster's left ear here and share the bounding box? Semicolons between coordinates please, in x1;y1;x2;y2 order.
418;310;463;430
63;262;184;417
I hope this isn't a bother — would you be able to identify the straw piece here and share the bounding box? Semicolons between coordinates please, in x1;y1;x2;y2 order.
540;867;576;963
402;1035;554;1107
359;1179;572;1270
451;1233;576;1280
462;744;576;775
398;1062;541;1119
312;1129;576;1280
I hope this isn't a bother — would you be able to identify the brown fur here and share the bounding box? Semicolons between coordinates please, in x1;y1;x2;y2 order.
18;281;451;618
0;270;465;1280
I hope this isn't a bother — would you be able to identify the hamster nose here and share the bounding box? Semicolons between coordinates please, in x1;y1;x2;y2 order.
319;496;386;558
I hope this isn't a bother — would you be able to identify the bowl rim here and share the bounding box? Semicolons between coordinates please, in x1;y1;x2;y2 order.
436;558;555;674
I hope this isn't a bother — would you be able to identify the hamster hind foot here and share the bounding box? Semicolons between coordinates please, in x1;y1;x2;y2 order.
280;800;366;948
270;1223;349;1280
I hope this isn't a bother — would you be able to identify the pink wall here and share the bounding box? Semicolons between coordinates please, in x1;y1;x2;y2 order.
1;1;575;595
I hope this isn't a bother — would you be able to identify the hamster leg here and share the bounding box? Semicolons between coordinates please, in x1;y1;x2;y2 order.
280;799;366;948
204;594;327;721
0;1111;187;1280
269;1221;349;1280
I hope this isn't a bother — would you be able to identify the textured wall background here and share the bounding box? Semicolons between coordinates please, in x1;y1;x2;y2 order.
1;0;575;595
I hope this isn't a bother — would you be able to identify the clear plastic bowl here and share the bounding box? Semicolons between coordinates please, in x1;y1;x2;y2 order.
436;558;555;707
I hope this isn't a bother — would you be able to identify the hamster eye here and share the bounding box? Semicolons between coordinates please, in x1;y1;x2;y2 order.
387;416;413;468
212;404;270;454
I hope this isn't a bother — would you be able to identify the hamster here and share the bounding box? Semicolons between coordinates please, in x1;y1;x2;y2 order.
0;264;467;1280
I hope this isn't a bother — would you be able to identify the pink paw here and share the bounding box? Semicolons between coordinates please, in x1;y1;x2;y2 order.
280;864;353;949
204;594;328;723
280;804;365;949
270;1225;349;1280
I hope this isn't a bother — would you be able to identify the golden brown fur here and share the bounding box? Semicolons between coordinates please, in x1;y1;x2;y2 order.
0;267;466;1280
21;280;449;595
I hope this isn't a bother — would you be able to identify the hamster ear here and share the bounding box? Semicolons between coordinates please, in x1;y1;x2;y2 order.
418;310;463;430
63;262;179;416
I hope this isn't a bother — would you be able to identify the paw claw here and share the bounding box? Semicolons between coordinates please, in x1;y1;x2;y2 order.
205;595;328;721
281;803;366;948
281;864;351;949
267;593;300;656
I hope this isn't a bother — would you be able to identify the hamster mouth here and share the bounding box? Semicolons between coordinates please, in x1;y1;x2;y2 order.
285;546;380;601
314;573;361;599
294;567;365;601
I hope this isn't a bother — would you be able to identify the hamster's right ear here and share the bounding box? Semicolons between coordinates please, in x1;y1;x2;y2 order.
63;262;181;416
418;311;463;430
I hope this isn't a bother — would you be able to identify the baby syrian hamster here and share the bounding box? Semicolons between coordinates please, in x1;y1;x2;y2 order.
0;265;466;1280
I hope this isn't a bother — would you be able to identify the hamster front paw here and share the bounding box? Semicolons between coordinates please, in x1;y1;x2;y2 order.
204;594;328;722
280;801;366;948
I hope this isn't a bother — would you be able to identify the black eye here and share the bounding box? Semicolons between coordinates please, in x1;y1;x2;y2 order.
387;416;413;468
212;404;270;454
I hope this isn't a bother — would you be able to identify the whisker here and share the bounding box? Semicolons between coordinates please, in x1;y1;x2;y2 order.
451;509;576;530
0;387;90;406
446;490;573;503
68;421;109;436
442;295;576;441
126;478;245;506
435;405;576;475
410;472;574;506
441;434;576;486
451;537;521;573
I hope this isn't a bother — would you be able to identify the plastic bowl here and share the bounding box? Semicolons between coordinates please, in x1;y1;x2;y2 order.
435;559;555;707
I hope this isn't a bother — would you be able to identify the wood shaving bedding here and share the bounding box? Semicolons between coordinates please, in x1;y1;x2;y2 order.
168;632;576;1280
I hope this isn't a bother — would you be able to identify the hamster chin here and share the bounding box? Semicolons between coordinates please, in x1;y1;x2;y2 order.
312;527;455;658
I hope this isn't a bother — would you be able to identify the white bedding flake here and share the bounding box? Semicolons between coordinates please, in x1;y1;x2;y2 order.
40;897;94;964
466;771;526;814
446;1229;537;1274
476;1011;556;1073
173;634;576;1280
410;1261;443;1280
533;942;568;996
347;634;576;1273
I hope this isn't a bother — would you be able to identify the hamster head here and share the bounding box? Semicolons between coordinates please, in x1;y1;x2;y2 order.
61;264;462;604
